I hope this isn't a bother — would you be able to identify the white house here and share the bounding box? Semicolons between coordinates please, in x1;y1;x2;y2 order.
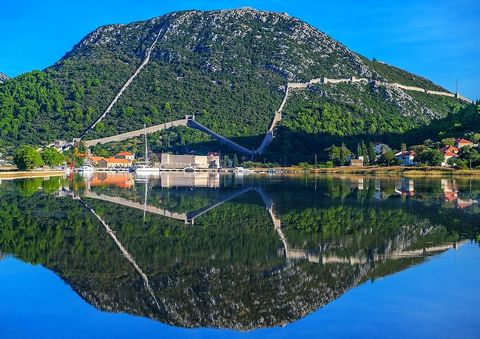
395;151;416;166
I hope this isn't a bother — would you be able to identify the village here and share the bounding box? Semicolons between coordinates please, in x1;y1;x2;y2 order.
343;137;480;169
75;150;222;172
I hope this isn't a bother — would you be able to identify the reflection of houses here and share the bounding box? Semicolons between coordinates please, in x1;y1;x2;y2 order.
350;177;364;190
395;151;415;166
374;179;391;200
440;179;479;209
457;198;478;209
395;178;415;197
89;173;134;189
160;153;220;170
441;179;458;202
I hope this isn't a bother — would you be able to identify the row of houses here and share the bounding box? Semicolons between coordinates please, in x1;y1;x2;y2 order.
85;152;135;169
392;138;476;167
83;151;221;170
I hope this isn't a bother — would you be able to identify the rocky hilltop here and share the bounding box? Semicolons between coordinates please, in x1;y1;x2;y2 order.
0;9;467;156
0;72;8;83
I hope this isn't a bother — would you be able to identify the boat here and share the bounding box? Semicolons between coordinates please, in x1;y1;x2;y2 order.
234;166;252;174
135;164;159;175
78;164;94;173
135;124;159;175
77;164;94;177
183;166;195;172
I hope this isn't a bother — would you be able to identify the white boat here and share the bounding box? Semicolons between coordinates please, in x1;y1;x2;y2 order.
235;166;252;175
135;124;158;175
135;164;159;175
78;164;94;173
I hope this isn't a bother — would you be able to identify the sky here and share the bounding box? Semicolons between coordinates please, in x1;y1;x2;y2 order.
1;0;479;99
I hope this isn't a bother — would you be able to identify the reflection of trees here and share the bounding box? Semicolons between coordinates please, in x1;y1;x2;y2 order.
0;178;478;330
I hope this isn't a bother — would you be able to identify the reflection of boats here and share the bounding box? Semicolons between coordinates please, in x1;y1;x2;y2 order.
135;124;158;175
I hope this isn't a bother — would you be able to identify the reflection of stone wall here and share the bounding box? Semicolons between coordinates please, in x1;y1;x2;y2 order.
160;172;220;188
160;154;220;169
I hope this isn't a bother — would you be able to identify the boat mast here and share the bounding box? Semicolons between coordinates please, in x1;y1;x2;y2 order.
144;124;148;164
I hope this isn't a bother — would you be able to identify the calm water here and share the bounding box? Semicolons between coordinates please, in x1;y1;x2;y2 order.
0;173;479;338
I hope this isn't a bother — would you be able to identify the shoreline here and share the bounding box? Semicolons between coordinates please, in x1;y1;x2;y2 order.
1;166;479;179
249;166;480;177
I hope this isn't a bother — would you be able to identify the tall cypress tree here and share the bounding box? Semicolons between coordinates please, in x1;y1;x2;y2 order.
368;142;376;164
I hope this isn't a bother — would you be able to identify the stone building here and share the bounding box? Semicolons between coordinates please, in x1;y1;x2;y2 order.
160;153;220;169
96;158;132;168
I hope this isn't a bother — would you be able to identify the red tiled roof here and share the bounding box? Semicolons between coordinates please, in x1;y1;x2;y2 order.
89;156;105;162
104;158;131;164
116;151;133;156
440;146;459;154
443;151;458;158
456;138;473;144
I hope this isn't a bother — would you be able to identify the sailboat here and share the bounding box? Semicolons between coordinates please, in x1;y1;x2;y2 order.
135;124;159;175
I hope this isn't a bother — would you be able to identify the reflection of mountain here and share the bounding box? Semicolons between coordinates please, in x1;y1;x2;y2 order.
0;175;478;330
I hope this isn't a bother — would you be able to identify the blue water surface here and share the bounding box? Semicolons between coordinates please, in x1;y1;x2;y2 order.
1;243;479;339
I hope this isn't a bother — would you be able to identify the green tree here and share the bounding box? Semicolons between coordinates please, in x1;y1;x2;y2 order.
325;145;341;165
414;148;444;166
401;143;407;152
360;140;368;164
339;143;351;166
441;138;455;147
378;150;396;166
41;148;65;167
368;142;376;164
223;155;231;168
14;145;44;170
233;153;239;167
458;146;480;169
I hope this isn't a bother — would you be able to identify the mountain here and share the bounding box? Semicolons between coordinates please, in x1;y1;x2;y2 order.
0;8;470;158
0;72;8;83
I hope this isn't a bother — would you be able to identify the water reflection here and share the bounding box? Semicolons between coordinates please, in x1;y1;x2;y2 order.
0;173;479;330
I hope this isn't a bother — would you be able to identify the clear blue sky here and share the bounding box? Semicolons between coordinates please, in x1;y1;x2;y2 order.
1;0;479;99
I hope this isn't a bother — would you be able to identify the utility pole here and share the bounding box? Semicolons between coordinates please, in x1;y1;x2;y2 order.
314;153;318;166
